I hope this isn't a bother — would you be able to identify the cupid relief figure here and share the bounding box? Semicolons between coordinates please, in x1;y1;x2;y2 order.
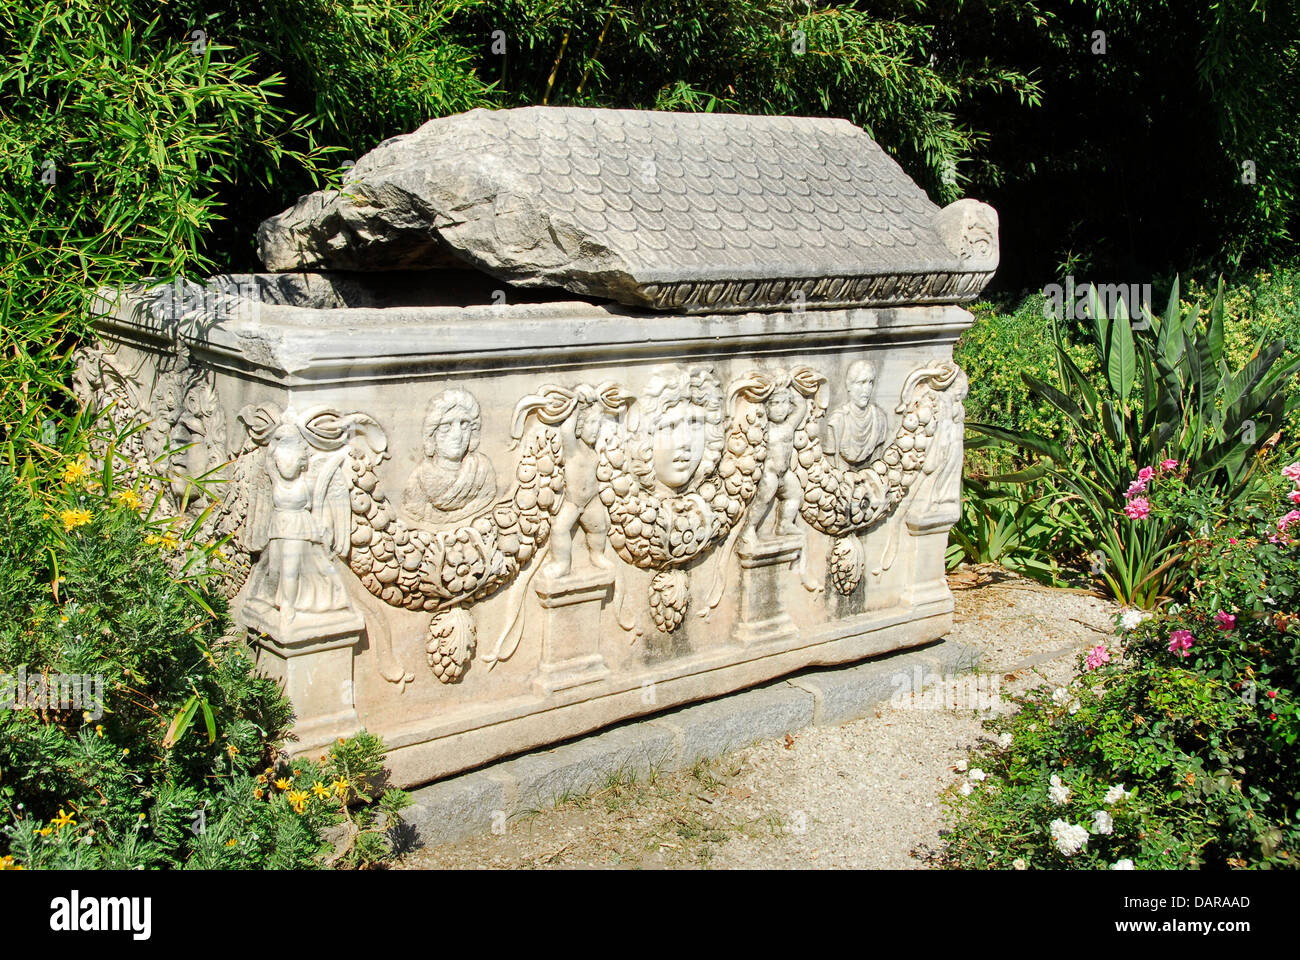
511;382;632;578
737;371;807;543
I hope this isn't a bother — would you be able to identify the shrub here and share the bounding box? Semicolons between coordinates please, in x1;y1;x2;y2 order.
0;464;409;870
945;478;1073;585
957;295;1096;453
939;462;1300;870
1192;268;1300;446
969;279;1300;606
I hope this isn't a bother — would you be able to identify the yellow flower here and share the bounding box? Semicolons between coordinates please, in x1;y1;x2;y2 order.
145;533;161;545
226;744;240;757
160;535;180;550
287;789;309;814
311;781;330;800
51;808;76;830
332;777;349;798
35;827;53;837
0;855;21;870
225;838;238;848
274;777;291;791
62;460;89;484
253;788;264;800
60;508;93;532
113;488;143;511
95;725;103;738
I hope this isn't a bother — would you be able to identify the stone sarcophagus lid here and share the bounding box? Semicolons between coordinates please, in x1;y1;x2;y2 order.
77;107;996;787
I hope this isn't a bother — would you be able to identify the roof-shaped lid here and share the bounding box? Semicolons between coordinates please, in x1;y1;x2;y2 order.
257;107;998;313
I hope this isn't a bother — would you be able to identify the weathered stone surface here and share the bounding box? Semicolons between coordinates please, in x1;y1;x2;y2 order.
80;276;972;788
258;107;997;312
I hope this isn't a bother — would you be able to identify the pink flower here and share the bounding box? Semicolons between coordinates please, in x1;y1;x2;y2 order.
1138;466;1156;483
1279;510;1300;533
1124;497;1151;520
1085;644;1111;670
1283;462;1300;483
1126;479;1147;499
1168;629;1194;658
1214;611;1236;631
1160;459;1179;471
1289;489;1300;504
1228;537;1238;545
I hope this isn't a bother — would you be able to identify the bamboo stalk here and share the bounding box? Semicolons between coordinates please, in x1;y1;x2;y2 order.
576;8;616;98
542;29;572;105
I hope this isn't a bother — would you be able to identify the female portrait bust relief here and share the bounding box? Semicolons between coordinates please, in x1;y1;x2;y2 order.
402;388;498;525
824;358;889;466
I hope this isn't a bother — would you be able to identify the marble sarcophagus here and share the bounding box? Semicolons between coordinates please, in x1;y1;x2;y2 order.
76;107;997;787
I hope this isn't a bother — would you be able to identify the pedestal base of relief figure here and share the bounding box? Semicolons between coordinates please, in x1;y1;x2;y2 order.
732;533;803;647
244;602;364;752
533;569;613;696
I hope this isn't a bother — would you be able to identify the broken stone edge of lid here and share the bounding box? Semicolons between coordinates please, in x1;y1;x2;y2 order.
257;107;999;313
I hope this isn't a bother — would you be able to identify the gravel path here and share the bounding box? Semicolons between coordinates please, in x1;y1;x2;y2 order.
398;571;1119;869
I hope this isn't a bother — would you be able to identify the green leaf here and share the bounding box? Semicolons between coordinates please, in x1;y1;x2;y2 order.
199;697;216;745
1106;296;1136;407
162;695;199;750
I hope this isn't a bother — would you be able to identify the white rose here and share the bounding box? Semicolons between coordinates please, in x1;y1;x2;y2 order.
1050;819;1089;857
1104;784;1132;805
1048;775;1071;806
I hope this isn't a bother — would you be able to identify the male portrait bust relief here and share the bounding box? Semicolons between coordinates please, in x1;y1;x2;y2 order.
824;358;889;466
403;388;498;525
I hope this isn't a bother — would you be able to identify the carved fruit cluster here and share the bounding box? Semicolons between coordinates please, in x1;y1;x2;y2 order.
828;535;865;596
599;408;767;570
427;608;476;683
347;429;565;611
648;569;690;634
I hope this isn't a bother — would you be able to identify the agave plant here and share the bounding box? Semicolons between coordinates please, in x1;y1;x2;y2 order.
946;469;1069;585
969;278;1300;606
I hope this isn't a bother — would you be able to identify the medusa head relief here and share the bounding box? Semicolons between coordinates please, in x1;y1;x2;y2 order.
630;365;727;494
